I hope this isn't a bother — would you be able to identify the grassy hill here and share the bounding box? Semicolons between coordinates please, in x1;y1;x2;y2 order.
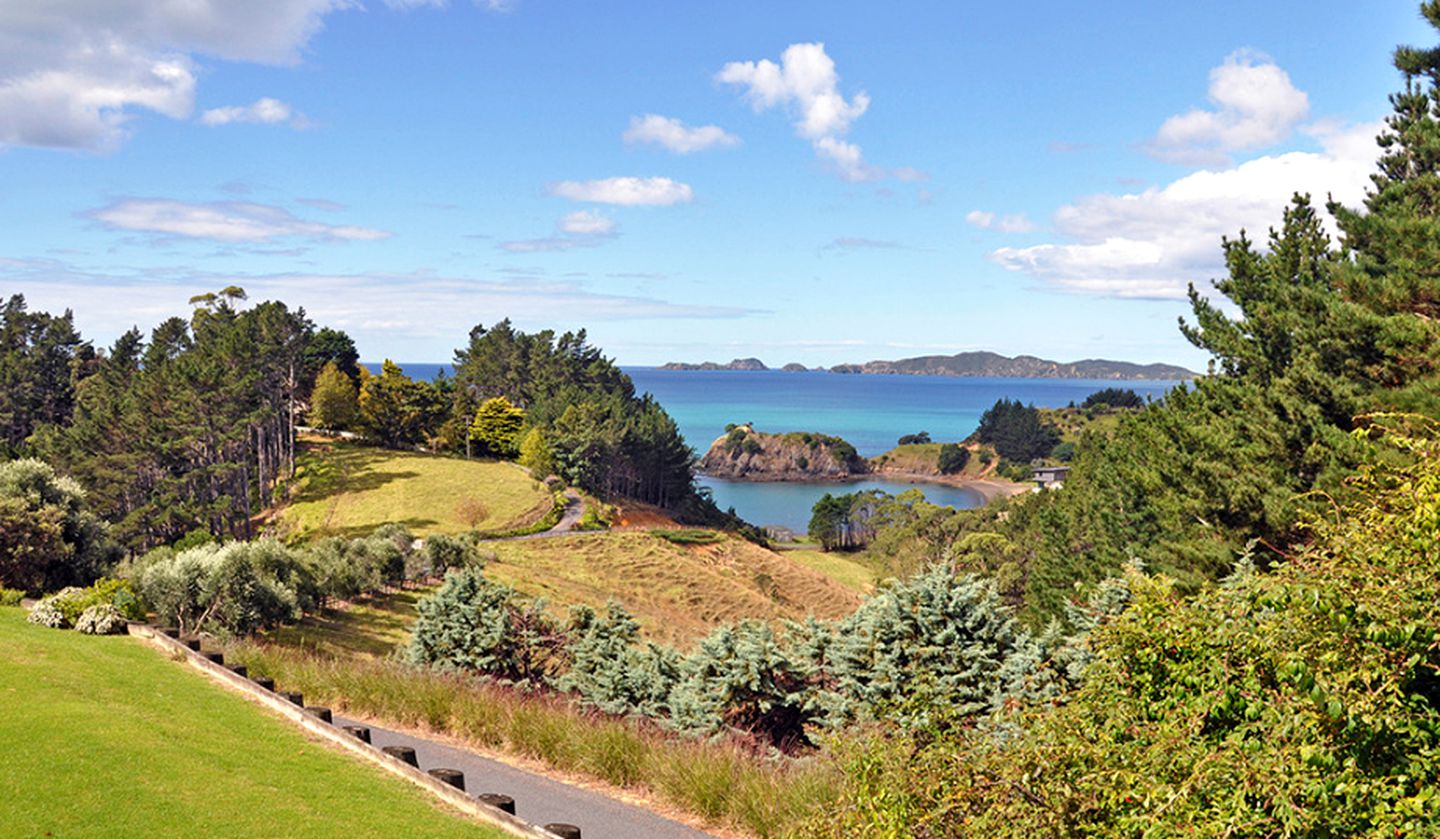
0;608;502;838
486;532;864;648
275;441;553;540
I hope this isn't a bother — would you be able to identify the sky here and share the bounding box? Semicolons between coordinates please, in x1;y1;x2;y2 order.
0;1;1434;369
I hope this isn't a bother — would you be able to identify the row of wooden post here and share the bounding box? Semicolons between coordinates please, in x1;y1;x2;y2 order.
158;627;583;839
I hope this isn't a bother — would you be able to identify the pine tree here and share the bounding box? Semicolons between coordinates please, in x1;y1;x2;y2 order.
468;396;526;458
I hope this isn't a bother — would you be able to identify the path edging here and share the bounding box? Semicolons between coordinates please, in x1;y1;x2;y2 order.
128;623;568;839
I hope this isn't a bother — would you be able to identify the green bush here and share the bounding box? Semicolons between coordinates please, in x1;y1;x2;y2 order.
937;442;969;474
134;541;307;636
407;568;566;685
0;587;24;607
0;458;119;594
649;528;723;545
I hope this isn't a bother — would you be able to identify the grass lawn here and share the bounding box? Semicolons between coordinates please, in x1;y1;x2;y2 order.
486;532;863;649
779;548;876;594
276;441;552;540
0;607;505;838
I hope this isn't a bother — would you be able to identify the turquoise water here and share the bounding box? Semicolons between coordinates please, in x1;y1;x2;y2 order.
698;475;984;533
631;368;1179;531
369;363;1181;530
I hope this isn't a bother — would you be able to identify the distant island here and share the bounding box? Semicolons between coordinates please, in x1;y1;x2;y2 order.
660;351;1196;380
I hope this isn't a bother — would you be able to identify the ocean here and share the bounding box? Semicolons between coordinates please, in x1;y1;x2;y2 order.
367;362;1181;532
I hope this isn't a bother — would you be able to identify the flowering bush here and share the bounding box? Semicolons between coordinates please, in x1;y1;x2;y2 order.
76;603;127;635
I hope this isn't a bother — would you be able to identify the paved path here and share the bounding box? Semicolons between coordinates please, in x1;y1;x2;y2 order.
335;714;716;839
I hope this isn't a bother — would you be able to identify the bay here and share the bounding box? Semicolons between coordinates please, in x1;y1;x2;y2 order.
366;362;1181;532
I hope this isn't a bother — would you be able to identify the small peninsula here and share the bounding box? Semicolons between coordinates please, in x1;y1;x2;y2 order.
661;350;1196;380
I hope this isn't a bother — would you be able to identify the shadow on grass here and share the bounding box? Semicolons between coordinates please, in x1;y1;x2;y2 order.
309;517;442;541
267;589;429;659
293;444;425;502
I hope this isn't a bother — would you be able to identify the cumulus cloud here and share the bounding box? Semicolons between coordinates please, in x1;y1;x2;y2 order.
718;42;917;182
548;177;693;206
991;121;1381;299
623;114;739;154
965;210;1036;234
500;210;618;253
200;97;305;128
0;0;347;150
88;198;391;243
1147;50;1310;165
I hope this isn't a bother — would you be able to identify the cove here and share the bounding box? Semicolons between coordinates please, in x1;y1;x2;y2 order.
698;474;984;535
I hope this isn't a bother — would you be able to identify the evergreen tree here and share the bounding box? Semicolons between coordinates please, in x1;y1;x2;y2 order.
517;426;555;476
307;361;358;430
468;396;526;458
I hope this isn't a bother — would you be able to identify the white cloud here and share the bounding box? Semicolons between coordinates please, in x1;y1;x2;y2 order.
1147;50;1310;165
0;0;346;150
623;114;739;154
500;210;618;253
991;121;1381;299
718;42;919;182
200;97;304;127
558;210;616;236
966;209;1035;233
548;177;694;206
0;260;754;359
88;198;391;243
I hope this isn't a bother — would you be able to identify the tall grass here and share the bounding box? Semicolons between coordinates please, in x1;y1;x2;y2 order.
229;643;840;837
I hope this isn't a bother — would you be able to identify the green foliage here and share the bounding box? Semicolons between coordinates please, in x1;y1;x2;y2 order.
649;528;724;545
824;418;1440;837
898;431;931;446
172;527;216;551
517;426;554;476
468;396;526;458
32;295;319;550
0;587;23;607
407;567;566;684
421;532;485;578
357;360;446;449
670;620;817;749
307;361;358;431
132;540;310;636
1080;387;1143;410
0;294;87;458
74;603;127;635
808;493;854;551
0;458;117;593
936;442;968;474
972;398;1061;463
555;601;680;717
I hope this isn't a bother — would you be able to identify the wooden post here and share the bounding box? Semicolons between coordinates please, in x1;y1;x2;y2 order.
428;768;464;790
382;745;418;767
160;627;180;639
282;690;304;706
228;664;248;679
544;824;581;839
204;651;224;666
476;794;515;815
342;725;371;743
253;676;275;691
305;706;333;724
182;639;201;651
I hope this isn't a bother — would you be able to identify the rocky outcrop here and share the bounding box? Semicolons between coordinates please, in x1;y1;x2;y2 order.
698;425;869;480
661;352;1194;379
780;362;808;372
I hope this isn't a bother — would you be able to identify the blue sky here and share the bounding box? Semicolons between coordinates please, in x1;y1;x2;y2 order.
0;1;1432;368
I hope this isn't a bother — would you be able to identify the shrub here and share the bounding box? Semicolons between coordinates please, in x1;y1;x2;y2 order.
937;442;969;474
26;599;66;628
75;603;127;635
0;587;23;607
172;527;217;551
1081;387;1143;410
0;458;119;593
407;568;567;685
134;541;305;636
556;601;680;717
649;528;723;545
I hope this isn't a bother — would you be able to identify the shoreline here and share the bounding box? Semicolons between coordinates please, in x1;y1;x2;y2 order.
696;469;1031;504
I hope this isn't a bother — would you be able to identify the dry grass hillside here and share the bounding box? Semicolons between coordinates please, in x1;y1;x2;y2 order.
486;532;865;649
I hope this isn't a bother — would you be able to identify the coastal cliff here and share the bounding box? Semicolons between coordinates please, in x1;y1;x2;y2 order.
698;425;868;480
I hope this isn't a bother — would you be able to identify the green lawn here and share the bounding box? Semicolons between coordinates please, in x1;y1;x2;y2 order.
276;441;552;540
0;608;505;838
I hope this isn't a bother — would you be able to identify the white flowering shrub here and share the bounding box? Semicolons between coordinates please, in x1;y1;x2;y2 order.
76;603;127;635
26;599;66;628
